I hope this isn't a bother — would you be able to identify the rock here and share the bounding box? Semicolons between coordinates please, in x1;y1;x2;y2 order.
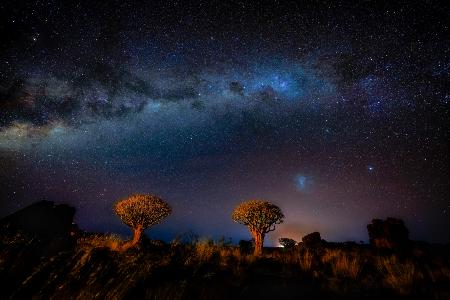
302;232;322;247
367;218;410;250
239;239;253;253
0;200;76;240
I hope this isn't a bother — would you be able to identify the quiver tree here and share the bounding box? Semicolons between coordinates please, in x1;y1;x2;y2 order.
114;194;171;251
232;200;284;256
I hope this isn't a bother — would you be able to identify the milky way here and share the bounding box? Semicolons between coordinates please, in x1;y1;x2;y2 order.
0;1;449;244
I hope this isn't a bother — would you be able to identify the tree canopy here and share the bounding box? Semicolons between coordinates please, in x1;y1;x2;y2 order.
232;200;284;233
232;199;284;255
114;194;172;230
113;194;171;251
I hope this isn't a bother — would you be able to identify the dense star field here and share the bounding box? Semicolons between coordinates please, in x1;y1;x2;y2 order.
0;1;448;245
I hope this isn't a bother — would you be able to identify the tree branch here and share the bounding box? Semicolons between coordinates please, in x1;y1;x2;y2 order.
265;224;276;233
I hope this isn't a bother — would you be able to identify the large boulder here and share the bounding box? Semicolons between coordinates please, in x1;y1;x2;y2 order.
367;218;410;250
0;200;76;240
301;232;323;247
239;239;253;253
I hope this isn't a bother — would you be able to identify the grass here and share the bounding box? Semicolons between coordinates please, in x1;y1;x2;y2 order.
1;233;449;299
375;255;416;294
78;233;124;251
321;248;366;279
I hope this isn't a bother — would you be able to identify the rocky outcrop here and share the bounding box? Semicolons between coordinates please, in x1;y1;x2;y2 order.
367;218;410;250
301;232;324;247
0;200;76;240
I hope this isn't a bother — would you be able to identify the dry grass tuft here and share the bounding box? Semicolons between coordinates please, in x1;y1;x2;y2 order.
299;249;314;272
78;233;124;251
321;249;365;279
193;239;218;262
376;255;416;294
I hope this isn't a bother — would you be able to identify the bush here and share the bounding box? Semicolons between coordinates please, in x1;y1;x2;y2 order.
279;237;297;249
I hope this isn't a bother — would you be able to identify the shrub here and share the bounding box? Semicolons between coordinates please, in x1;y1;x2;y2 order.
279;237;297;249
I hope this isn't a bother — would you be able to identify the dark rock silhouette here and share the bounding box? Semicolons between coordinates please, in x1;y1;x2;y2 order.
0;200;76;240
301;232;323;247
239;239;253;253
367;218;410;249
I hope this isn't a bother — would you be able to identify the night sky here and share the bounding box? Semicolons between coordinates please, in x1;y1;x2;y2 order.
0;1;449;245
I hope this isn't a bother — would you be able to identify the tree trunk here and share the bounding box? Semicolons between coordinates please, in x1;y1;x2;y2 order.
252;230;264;256
120;224;143;252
